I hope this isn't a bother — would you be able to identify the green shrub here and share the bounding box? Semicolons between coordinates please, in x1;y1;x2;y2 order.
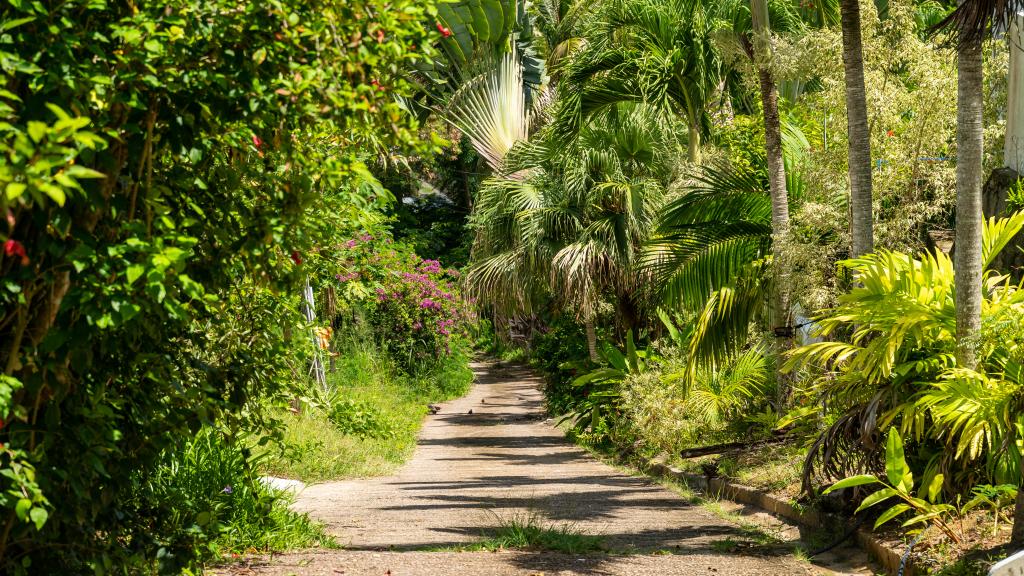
327;399;395;440
0;0;437;572
262;338;473;483
133;428;333;567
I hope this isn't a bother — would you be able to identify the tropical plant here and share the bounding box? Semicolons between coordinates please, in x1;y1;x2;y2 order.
557;0;726;162
824;428;961;544
420;0;547;172
963;484;1018;536
466;103;681;345
680;346;771;428
559;331;655;437
784;212;1024;496
641;118;809;374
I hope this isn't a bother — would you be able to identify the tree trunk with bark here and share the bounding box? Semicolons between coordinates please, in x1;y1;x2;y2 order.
840;0;874;257
955;37;984;369
750;0;792;335
585;317;599;363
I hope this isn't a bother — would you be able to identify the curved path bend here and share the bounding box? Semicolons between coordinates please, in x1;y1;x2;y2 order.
221;362;872;576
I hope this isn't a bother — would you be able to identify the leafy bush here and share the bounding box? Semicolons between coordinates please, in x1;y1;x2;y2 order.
530;315;592;414
262;337;474;483
134;428;333;567
786;213;1024;495
824;428;960;543
329;233;472;372
327;399;395;440
0;0;439;571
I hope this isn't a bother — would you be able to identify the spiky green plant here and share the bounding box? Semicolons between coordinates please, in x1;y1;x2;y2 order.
784;212;1024;493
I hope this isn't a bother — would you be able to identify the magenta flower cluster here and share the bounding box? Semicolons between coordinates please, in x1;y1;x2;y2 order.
334;232;470;369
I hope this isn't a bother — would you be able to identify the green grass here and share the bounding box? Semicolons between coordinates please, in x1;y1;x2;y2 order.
672;441;805;495
441;512;606;554
260;340;473;483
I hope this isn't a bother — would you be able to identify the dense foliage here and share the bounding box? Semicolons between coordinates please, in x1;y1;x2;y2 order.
0;0;440;572
329;233;472;371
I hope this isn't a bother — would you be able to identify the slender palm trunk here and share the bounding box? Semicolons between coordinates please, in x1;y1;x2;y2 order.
751;0;793;402
1007;16;1024;173
687;122;701;163
758;68;789;241
585;316;599;363
954;36;984;369
840;0;874;257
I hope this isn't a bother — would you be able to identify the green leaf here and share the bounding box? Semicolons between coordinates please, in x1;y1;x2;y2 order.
126;265;144;286
28;507;47;530
604;344;627;371
0;17;35;32
823;475;879;494
855;487;898;512
27;121;47;143
5;182;26;200
874;504;911;529
885;428;909;489
41;184;66;206
14;498;30;521
926;473;944;503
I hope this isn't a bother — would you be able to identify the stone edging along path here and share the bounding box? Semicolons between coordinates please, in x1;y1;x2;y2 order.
639;460;917;576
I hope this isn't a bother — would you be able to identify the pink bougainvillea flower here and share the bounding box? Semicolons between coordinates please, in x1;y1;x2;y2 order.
4;239;28;265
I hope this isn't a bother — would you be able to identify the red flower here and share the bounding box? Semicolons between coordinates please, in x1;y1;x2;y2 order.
252;134;262;148
886;130;894;138
4;239;28;266
375;29;385;43
436;22;452;38
291;250;303;265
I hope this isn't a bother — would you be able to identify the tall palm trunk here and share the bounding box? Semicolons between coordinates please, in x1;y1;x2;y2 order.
751;0;792;400
954;36;984;369
840;0;874;256
585;316;600;363
750;3;791;315
687;122;701;163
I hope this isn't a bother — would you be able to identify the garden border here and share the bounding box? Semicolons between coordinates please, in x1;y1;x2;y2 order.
639;459;917;576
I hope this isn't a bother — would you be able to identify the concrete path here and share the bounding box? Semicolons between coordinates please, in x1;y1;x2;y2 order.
218;362;872;575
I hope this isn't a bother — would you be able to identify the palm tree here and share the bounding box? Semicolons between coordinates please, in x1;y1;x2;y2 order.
466;104;681;353
557;0;725;163
642;120;810;376
933;0;1024;547
840;0;875;257
933;1;1024;369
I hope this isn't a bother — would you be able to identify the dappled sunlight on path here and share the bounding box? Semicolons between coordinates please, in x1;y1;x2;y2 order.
217;362;872;575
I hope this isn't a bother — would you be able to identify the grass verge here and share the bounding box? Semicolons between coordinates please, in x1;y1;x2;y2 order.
260;339;474;483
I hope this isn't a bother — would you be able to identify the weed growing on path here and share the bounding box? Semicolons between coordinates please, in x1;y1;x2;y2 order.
480;512;606;554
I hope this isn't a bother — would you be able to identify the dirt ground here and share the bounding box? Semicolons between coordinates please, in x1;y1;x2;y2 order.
213;362;876;576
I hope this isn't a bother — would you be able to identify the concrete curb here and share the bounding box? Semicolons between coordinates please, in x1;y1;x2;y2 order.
640;460;916;576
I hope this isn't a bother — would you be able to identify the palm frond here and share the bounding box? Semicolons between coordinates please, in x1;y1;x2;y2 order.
444;49;530;172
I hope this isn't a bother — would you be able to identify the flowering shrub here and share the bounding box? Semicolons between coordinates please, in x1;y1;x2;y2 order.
331;233;471;371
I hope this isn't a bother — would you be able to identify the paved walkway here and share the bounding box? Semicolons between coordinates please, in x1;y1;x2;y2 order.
218;362;872;575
